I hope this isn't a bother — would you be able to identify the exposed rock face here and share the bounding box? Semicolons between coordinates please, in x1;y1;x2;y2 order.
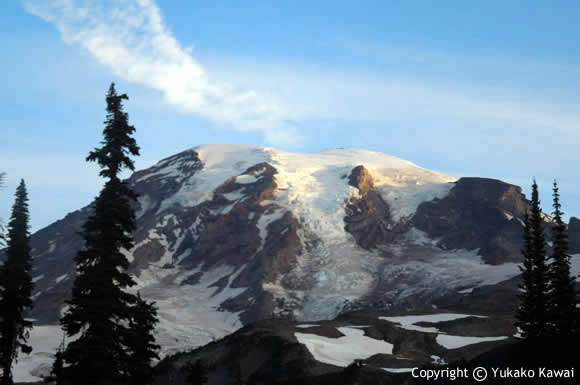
184;162;303;323
26;153;302;325
568;216;580;254
344;166;409;249
413;177;530;264
25;208;87;323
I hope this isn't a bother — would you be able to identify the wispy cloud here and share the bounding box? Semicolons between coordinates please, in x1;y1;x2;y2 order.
25;0;580;152
24;0;300;145
202;55;580;134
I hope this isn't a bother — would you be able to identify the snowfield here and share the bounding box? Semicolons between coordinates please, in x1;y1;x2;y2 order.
294;314;510;370
295;327;394;367
379;313;510;350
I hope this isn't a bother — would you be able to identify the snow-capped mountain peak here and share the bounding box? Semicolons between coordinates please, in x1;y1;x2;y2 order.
13;144;580;382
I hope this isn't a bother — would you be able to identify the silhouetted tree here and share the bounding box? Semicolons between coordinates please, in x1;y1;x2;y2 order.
0;180;33;385
59;83;157;385
547;181;578;336
515;211;535;338
515;179;550;339
529;179;550;337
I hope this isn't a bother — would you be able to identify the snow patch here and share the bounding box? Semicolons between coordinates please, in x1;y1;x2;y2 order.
436;334;508;349
256;208;286;253
136;194;152;219
235;174;260;184
503;211;514;220
383;368;413;373
222;190;246;201
55;274;68;284
380;313;486;333
32;274;44;283
376;181;454;222
295;327;393;367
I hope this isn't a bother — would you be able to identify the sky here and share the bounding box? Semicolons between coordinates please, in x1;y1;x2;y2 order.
1;0;579;232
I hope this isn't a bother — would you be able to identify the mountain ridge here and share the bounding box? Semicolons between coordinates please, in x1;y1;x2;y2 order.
5;144;580;382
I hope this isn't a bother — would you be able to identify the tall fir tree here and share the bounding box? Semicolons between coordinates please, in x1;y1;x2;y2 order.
515;211;535;338
528;179;550;337
60;83;158;385
547;181;578;336
515;179;551;339
0;180;33;385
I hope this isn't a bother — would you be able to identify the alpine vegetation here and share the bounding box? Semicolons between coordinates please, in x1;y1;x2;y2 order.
0;180;34;385
516;179;579;339
547;181;579;336
516;179;550;338
57;83;159;385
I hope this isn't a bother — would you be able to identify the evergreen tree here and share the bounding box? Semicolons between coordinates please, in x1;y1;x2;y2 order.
515;211;535;338
126;292;160;385
515;180;551;339
547;181;578;336
59;83;157;385
0;180;33;385
0;172;6;247
528;179;550;337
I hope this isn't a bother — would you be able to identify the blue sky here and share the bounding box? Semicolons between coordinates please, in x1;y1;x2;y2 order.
1;0;579;231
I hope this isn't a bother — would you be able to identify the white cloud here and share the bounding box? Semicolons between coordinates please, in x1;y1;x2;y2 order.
24;0;300;145
201;56;580;135
24;0;580;153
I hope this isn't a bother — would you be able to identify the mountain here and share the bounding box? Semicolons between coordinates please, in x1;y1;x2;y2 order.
5;144;580;382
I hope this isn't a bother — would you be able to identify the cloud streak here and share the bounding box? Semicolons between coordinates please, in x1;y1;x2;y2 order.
24;0;299;145
25;0;580;151
202;56;580;134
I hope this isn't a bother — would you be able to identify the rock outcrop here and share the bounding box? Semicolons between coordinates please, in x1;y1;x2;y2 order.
344;166;409;249
568;216;580;254
413;177;530;264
